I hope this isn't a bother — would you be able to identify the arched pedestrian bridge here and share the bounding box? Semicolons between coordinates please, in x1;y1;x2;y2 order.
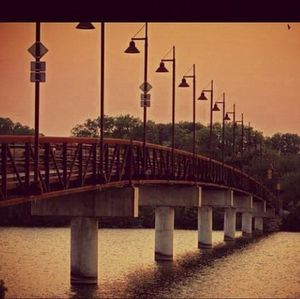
0;136;276;284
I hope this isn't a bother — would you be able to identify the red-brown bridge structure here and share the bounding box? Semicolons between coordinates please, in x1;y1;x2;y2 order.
0;135;275;208
0;135;277;285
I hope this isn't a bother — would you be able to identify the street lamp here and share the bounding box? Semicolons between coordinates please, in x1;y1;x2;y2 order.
156;46;176;176
225;103;236;161
76;22;105;181
178;64;197;175
212;92;226;163
124;23;149;176
199;80;214;160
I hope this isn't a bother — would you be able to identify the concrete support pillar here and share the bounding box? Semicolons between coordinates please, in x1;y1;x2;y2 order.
224;208;236;241
155;206;174;261
254;217;263;233
198;206;213;249
71;217;98;284
242;212;252;237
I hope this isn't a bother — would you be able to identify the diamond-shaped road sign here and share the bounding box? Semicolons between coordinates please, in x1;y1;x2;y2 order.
139;82;152;93
28;42;48;59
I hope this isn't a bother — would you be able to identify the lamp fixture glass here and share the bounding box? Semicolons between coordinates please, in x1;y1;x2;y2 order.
124;41;140;53
178;78;189;87
156;61;169;72
212;103;220;111
224;113;231;121
76;22;95;30
198;92;208;101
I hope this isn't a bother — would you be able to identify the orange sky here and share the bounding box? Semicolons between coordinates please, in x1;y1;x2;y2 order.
0;22;299;137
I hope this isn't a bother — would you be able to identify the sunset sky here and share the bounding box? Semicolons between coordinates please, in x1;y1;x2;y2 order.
0;22;299;137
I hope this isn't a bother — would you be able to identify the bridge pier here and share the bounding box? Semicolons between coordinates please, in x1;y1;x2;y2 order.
224;208;236;241
254;216;263;233
155;206;175;261
31;186;138;285
139;185;201;259
242;212;253;236
198;206;213;249
71;217;98;284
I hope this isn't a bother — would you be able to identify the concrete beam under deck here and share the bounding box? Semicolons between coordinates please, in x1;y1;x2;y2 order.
201;189;233;208
31;187;139;217
233;194;253;213
139;185;201;207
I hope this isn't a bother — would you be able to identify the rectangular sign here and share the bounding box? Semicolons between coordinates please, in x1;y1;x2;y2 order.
31;61;46;72
140;93;150;101
140;100;150;107
30;72;46;83
140;93;150;107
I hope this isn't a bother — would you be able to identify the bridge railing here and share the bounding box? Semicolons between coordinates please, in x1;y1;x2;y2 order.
0;136;275;204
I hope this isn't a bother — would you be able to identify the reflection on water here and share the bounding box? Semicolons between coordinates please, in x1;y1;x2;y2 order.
0;228;299;298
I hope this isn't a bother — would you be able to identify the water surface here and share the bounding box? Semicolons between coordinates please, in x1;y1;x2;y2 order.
0;228;299;298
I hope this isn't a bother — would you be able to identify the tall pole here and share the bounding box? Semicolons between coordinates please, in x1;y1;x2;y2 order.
247;122;251;156
100;22;105;180
192;64;196;176
241;113;244;171
34;22;40;190
143;22;148;175
232;104;236;161
171;46;176;176
222;93;225;164
209;80;214;160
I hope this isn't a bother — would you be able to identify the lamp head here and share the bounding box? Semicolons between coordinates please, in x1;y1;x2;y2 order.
76;22;95;30
198;91;208;101
178;78;189;87
212;103;220;111
224;113;231;121
156;61;169;72
124;41;140;53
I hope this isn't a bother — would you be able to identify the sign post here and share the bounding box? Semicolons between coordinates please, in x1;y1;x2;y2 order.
27;23;48;193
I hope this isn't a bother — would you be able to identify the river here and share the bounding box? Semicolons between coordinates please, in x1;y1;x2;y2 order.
0;228;299;298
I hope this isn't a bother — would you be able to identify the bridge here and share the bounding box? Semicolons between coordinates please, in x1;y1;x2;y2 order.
0;135;276;284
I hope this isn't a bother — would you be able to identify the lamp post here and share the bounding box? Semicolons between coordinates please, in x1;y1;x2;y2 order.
235;113;244;171
199;80;214;160
178;64;197;175
225;103;236;162
156;46;176;176
124;23;149;175
245;122;252;157
212;92;226;163
76;22;105;181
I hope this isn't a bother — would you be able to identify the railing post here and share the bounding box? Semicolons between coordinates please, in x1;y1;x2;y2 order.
1;143;7;200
